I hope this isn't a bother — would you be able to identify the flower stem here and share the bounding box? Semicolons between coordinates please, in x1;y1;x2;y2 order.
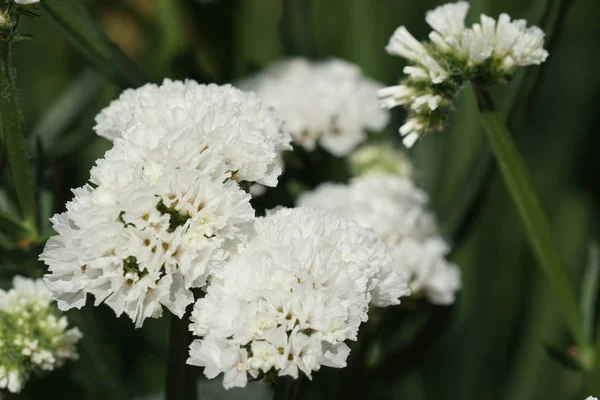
474;85;584;349
166;312;198;400
0;39;37;238
590;315;600;393
274;376;303;400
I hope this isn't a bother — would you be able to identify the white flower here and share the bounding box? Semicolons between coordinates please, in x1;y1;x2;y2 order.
586;397;598;400
348;143;413;178
398;117;426;148
187;208;408;388
239;58;389;156
0;276;82;394
94;79;290;187
386;27;448;84
380;2;549;147
477;13;548;72
14;0;39;4
427;3;493;67
425;1;469;43
41;167;254;327
298;174;461;305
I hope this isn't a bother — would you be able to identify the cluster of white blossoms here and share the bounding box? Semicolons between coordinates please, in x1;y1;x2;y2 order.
41;79;291;327
187;208;409;388
240;58;389;157
298;174;461;305
349;143;413;179
0;277;81;394
379;1;549;147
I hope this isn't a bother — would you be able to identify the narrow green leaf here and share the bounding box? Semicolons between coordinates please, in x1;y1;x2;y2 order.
0;40;37;235
157;0;186;63
0;210;28;237
31;68;103;151
582;242;600;347
474;86;584;349
544;343;583;371
41;0;146;88
591;315;600;393
279;0;317;56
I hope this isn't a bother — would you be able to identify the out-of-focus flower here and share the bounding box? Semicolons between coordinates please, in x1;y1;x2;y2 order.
380;1;548;147
349;143;413;178
240;58;389;157
0;277;82;394
187;208;408;389
298;174;461;305
14;0;40;4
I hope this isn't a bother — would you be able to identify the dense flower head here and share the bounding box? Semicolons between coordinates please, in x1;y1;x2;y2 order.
0;277;81;394
187;207;408;389
41;168;254;327
349;143;413;178
42;81;287;327
240;58;389;157
298;174;461;305
380;2;548;147
94;79;291;187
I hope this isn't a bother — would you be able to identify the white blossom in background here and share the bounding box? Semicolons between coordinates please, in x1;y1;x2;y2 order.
94;79;291;187
187;208;409;389
380;1;549;147
240;58;389;157
0;277;81;394
14;0;40;4
349;143;413;178
298;174;461;305
586;397;598;400
42;80;288;327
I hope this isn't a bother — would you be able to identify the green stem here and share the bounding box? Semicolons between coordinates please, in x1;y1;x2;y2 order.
474;85;584;349
590;314;600;393
274;376;303;400
0;40;37;237
166;313;198;400
41;0;146;88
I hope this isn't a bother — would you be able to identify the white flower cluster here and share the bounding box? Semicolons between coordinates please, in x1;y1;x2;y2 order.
187;208;408;389
349;143;413;178
14;0;40;5
41;80;290;327
379;1;549;147
298;174;461;305
0;276;81;394
586;397;598;400
240;58;389;157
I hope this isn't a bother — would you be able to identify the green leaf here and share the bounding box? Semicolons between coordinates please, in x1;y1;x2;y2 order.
544;343;583;371
41;0;146;88
279;0;317;56
30;68;104;152
591;316;600;393
474;86;584;349
0;40;37;236
581;242;600;348
157;0;187;71
0;210;28;238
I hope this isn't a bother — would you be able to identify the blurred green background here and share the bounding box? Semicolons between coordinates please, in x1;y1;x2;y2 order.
1;0;599;399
